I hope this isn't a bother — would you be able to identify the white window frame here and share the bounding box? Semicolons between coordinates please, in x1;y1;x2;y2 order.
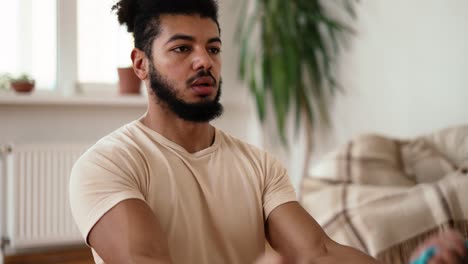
57;0;78;96
56;0;131;96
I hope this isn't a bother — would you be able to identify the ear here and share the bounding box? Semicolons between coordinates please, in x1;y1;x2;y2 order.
131;48;148;80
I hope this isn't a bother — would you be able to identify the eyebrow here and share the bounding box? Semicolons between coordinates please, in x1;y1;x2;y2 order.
208;37;222;44
165;34;222;45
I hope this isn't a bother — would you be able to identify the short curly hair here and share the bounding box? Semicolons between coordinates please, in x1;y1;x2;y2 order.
112;0;220;58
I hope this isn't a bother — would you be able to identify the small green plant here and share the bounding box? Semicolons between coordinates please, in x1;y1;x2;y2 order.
11;73;35;84
0;73;35;91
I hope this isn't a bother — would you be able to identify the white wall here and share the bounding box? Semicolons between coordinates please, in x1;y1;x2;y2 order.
309;0;468;167
338;0;468;138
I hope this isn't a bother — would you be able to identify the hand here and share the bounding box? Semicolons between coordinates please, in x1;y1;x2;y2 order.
253;252;286;264
409;229;467;264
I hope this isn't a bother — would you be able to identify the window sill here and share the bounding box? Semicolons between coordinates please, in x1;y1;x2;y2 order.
0;92;147;107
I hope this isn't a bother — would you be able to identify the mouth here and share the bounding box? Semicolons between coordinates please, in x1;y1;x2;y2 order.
190;76;216;96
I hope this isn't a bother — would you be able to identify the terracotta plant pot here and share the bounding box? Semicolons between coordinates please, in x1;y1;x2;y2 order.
11;81;35;93
117;67;141;95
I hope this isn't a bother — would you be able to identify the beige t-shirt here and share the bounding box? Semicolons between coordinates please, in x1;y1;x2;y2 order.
69;120;297;264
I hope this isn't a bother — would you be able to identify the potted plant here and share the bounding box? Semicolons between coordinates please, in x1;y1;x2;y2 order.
11;74;35;93
0;73;36;93
117;66;141;95
237;0;358;180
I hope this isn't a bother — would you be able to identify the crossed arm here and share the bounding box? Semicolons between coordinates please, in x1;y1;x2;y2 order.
88;199;378;264
88;199;465;264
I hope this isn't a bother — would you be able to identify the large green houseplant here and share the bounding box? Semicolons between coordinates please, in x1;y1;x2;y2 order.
238;0;358;142
237;0;358;180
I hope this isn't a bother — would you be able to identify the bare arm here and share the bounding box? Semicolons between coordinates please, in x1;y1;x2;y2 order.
88;199;173;264
265;201;380;264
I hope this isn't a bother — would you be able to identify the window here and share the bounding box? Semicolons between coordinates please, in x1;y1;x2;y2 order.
78;0;133;84
0;0;133;94
0;0;57;91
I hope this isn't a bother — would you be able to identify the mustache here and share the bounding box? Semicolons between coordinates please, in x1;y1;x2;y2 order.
186;69;216;86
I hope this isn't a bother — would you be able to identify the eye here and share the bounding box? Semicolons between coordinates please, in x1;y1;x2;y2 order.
208;47;221;54
172;46;191;53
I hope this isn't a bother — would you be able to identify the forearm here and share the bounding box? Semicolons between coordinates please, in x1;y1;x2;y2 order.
287;239;381;264
265;202;381;264
321;240;380;263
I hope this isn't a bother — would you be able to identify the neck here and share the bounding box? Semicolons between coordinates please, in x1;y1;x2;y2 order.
141;100;215;153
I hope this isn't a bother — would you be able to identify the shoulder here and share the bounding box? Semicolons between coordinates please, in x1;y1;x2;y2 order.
82;122;142;159
71;121;151;180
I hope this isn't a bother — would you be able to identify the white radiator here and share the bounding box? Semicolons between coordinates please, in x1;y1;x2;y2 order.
1;143;90;250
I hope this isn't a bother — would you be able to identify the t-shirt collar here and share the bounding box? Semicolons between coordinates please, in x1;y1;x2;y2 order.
133;120;220;157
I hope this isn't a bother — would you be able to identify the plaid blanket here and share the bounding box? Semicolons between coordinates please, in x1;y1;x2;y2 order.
300;127;468;263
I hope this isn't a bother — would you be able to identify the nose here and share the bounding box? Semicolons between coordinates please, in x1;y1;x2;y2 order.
192;48;214;71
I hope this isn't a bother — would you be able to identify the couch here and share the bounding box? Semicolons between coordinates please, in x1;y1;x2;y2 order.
300;125;468;263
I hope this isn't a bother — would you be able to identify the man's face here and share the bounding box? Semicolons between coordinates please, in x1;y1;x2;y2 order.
148;14;223;122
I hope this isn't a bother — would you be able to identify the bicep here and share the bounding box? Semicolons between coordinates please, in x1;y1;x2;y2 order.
88;199;172;264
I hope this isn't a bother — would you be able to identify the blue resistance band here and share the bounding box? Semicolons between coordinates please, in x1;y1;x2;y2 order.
410;241;468;264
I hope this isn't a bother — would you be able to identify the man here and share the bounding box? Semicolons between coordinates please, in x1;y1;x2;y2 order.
69;0;467;263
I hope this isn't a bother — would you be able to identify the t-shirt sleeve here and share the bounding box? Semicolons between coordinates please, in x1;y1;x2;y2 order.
69;144;147;245
262;155;297;220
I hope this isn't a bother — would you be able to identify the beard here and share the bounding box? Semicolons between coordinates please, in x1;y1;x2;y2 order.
148;61;224;123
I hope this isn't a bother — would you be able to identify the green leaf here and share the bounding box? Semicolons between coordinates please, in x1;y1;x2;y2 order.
302;37;322;93
251;77;266;122
237;3;260;79
344;0;358;20
270;52;288;145
327;24;339;53
239;37;249;79
302;91;315;130
234;0;249;42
